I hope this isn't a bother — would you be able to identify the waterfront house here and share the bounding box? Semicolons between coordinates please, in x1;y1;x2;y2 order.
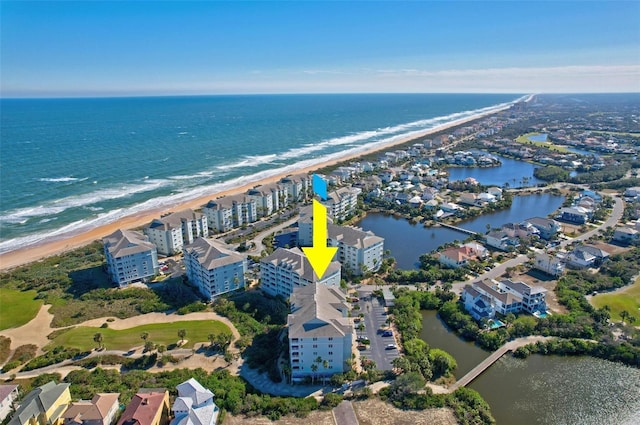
326;224;384;275
288;283;354;381
0;385;19;422
440;202;461;213
10;381;71;425
502;222;539;239
487;187;503;200
459;193;480;207
462;279;547;319
117;390;169;425
461;285;495;320
62;393;120;425
438;245;485;269
524;217;562;240
103;229;159;287
533;252;565;277
144;209;208;256
183;238;247;301
260;247;341;299
485;230;519;251
558;206;590;224
170;378;219;425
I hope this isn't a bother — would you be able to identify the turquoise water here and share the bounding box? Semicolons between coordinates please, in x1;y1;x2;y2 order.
0;94;523;252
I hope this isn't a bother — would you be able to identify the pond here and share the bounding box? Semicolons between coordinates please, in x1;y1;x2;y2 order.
447;153;544;188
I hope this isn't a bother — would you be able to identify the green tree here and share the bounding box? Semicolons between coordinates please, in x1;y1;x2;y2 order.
140;332;149;342
178;329;187;345
93;332;103;350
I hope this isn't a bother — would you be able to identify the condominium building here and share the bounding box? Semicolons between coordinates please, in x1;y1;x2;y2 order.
326;224;384;275
144;209;208;256
183;238;247;301
298;207;384;276
202;195;257;233
322;187;361;221
10;381;71;425
279;174;310;202
260;247;341;298
462;278;547;320
103;229;159;287
288;283;354;380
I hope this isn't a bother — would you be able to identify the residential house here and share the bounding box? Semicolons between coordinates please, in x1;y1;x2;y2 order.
62;393;120;425
487;187;503;200
326;224;384;275
322;187;361;221
378;170;395;183
170;378;219;425
623;187;640;198
461;285;495;320
288;283;354;381
103;229;159;287
502;222;539;239
183;238;247;301
117;390;170;425
462;279;547;319
9;381;71;425
144;209;208;256
558;206;590;224
459;193;480;207
421;187;439;201
524;217;562;240
438;244;486;269
613;226;640;244
533;252;565;277
485;230;519;251
260;247;341;299
0;385;19;422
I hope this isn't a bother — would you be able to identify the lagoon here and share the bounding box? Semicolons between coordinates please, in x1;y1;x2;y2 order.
357;193;564;269
447;154;544;188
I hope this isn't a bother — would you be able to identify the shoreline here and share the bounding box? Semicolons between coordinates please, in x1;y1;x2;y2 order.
0;104;514;271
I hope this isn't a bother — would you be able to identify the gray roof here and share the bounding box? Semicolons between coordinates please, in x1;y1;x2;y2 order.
577;244;610;258
104;229;156;258
183;239;244;270
148;209;203;230
524;217;559;230
475;280;521;305
288;283;353;339
203;194;254;210
328;224;383;249
10;382;70;425
176;378;213;406
261;247;340;282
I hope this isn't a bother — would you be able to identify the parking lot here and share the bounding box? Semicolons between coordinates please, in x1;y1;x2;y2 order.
354;290;400;371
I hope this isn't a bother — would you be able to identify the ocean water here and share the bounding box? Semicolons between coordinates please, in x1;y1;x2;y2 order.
0;93;523;253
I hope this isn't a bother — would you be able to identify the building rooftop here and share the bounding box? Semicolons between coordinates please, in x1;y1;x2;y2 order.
288;283;353;339
103;229;156;258
261;247;340;282
328;224;383;249
63;393;120;423
117;390;168;425
10;381;70;425
148;209;203;230
183;238;244;270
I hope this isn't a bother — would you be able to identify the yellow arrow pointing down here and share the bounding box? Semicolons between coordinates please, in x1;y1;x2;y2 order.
302;199;338;279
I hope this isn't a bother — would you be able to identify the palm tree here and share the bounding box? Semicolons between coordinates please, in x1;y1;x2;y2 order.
620;310;630;325
208;334;216;348
310;364;318;384
178;329;187;345
140;332;149;342
93;332;103;350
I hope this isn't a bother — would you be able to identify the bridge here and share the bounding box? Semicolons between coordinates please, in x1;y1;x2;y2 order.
449;336;552;391
439;223;478;236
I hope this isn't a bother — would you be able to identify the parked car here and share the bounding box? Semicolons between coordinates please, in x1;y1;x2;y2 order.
385;344;397;350
382;330;393;337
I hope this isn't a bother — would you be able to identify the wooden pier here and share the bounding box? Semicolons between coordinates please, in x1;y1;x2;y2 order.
439;223;478;236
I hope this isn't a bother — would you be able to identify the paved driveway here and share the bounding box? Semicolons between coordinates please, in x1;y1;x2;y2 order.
355;291;399;371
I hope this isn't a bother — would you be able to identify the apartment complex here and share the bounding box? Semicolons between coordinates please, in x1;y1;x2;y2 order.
321;187;361;221
288;283;354;380
10;382;71;425
144;209;208;256
183;238;247;301
462;278;547;320
202;195;257;233
103;229;159;287
260;247;341;298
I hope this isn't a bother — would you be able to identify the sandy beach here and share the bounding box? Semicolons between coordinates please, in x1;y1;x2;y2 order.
0;105;511;271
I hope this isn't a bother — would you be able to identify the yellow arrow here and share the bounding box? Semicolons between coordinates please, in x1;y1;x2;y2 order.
302;199;338;279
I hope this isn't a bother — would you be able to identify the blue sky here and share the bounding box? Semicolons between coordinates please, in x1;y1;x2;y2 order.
1;1;639;97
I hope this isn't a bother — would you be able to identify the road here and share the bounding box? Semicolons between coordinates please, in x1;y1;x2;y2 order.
355;291;399;371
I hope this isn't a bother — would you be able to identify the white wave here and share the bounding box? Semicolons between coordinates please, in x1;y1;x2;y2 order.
216;154;278;170
38;177;83;183
0;95;525;255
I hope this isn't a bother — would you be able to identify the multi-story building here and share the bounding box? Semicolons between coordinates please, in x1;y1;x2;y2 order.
144;209;208;256
260;247;341;299
202;195;257;233
183;238;247;301
524;217;562;240
10;381;71;425
533;252;565;277
288;283;354;381
103;229;159;287
326;224;384;275
247;187;275;217
279;174;310;203
462;278;547;319
322;187;361;221
62;393;120;425
170;378;219;425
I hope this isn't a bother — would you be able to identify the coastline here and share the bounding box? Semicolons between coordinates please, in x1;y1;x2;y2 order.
0;104;513;271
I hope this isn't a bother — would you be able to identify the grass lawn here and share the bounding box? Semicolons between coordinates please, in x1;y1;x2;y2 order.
0;288;43;330
516;132;570;153
48;320;231;351
591;277;640;322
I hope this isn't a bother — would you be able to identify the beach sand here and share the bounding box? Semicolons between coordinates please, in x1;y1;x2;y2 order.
0;106;509;271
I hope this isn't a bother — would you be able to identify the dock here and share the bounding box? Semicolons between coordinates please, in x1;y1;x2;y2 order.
439;223;478;236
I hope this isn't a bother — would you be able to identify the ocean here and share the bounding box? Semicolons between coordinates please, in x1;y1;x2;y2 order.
0;93;523;253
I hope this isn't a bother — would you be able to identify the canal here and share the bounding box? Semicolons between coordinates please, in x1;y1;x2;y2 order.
357;193;564;269
421;311;640;425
